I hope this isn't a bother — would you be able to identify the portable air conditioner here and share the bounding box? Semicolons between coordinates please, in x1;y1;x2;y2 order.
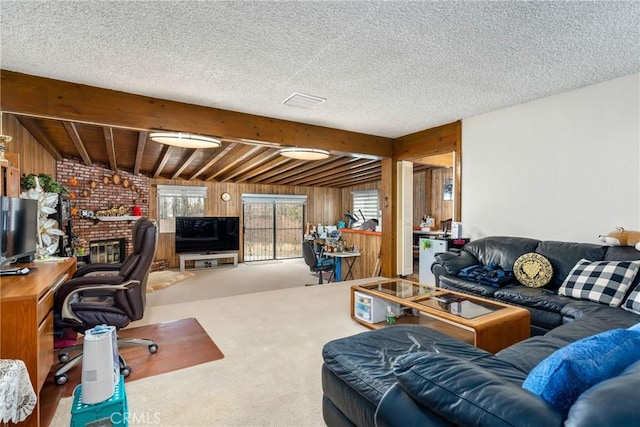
81;324;119;404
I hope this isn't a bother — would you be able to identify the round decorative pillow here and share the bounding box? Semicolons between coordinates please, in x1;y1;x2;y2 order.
513;253;553;288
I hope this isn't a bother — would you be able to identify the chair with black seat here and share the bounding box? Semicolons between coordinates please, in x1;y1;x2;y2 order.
53;217;159;385
303;241;335;285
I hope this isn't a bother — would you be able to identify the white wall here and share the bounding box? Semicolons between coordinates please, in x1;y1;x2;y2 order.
461;73;640;243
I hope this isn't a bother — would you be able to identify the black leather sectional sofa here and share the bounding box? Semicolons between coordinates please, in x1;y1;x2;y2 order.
321;236;640;426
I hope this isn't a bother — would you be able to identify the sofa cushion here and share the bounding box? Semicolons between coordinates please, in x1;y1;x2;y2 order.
622;285;640;315
321;325;490;407
535;241;607;290
513;253;554;288
493;286;570;312
522;328;640;414
564;359;640;427
463;236;541;270
439;275;498;297
394;352;563;427
558;259;640;306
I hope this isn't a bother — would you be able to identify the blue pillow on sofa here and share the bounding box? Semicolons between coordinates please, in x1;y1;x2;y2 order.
522;328;640;414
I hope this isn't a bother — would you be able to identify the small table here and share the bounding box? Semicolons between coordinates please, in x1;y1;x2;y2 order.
325;251;361;282
351;278;530;353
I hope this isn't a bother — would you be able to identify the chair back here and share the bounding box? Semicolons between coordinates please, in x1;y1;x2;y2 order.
114;218;158;320
303;241;318;268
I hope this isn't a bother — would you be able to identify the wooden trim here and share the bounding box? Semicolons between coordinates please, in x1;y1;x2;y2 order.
340;228;382;236
393;121;461;222
1;70;394;158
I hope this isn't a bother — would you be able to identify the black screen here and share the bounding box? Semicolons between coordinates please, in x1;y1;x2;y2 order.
1;197;38;266
175;216;240;253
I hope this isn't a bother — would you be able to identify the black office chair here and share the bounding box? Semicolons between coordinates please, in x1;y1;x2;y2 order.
303;241;335;285
52;218;159;385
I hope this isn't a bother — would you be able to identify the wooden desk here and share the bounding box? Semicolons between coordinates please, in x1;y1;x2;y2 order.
1;257;76;427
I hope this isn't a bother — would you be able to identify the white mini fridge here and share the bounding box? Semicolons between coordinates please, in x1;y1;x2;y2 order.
418;238;469;285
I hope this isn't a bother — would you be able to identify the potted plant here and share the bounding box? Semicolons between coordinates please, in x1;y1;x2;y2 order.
21;173;68;194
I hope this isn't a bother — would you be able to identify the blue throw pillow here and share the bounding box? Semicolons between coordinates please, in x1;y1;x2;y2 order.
522;328;640;414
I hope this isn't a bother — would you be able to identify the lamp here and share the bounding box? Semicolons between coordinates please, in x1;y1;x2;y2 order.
279;147;330;160
149;132;221;149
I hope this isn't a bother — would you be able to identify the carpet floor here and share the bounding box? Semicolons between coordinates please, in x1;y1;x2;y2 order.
42;318;223;425
50;278;373;426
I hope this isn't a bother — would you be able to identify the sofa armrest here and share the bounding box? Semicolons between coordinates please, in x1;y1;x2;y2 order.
375;383;454;427
433;250;478;276
565;360;640;427
393;353;563;427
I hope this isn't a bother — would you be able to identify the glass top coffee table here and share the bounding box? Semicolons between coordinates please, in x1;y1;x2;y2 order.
351;278;530;353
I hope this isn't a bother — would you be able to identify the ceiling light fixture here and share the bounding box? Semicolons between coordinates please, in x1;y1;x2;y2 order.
279;147;330;161
150;132;221;149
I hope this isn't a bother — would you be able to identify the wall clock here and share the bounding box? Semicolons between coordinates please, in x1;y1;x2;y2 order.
221;192;232;202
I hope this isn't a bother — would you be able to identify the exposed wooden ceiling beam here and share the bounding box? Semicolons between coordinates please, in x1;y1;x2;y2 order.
237;156;292;182
329;170;381;187
134;131;147;175
1;70;393;158
15;115;63;160
286;159;378;186
62;121;92;165
171;149;199;179
206;145;263;181
103;127;117;171
153;145;172;178
189;143;237;180
259;157;339;185
218;150;281;182
246;158;306;183
301;165;380;187
271;157;360;185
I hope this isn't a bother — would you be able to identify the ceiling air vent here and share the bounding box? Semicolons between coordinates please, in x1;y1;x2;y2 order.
282;92;326;109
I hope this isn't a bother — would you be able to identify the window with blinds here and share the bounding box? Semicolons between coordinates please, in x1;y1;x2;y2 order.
157;185;207;233
352;190;379;227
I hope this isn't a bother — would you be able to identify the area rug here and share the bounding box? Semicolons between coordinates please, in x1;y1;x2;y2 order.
146;270;195;292
40;317;225;421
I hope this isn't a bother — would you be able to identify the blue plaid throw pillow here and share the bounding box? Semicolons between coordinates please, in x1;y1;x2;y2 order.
558;259;640;307
623;285;640;315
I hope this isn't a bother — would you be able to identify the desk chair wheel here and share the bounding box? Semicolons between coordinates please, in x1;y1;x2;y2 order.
58;352;70;363
121;365;131;377
149;343;158;353
55;374;68;385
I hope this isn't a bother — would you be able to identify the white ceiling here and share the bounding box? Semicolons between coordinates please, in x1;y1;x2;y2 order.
1;1;639;138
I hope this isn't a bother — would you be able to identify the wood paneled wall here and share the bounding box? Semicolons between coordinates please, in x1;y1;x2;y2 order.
150;179;342;267
340;181;382;221
2;114;56;176
339;230;382;280
413;168;453;226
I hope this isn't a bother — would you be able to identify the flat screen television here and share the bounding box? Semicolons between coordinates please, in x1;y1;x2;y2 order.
175;216;240;254
1;196;39;267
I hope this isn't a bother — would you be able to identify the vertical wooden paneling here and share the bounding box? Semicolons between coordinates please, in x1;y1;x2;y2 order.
151;178;342;267
338;230;382;280
2;114;56;177
413;170;427;225
429;168;454;225
394;121;461;222
340;181;382;221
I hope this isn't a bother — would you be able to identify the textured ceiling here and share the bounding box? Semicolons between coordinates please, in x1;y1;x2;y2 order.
1;1;639;138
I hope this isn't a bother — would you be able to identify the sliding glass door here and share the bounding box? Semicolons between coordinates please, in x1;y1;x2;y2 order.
243;194;306;261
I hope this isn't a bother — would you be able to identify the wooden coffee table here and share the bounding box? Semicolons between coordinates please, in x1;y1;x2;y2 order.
351;279;530;353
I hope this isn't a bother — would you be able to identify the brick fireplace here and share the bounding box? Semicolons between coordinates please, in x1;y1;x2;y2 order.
56;158;151;261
